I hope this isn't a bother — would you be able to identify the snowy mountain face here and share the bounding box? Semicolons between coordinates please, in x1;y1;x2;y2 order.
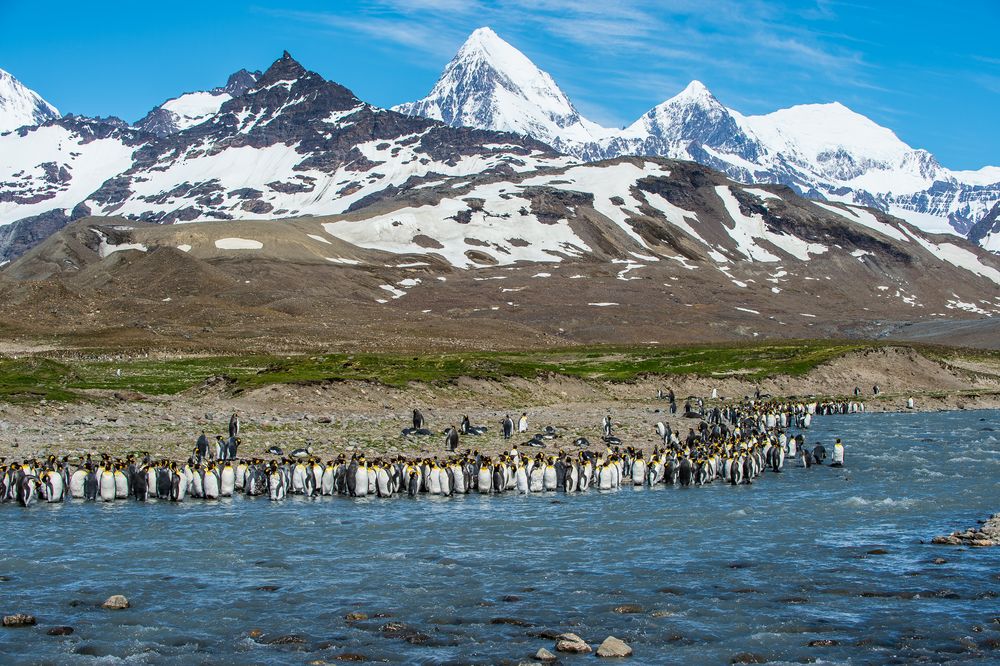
0;52;563;259
134;68;261;136
0;68;59;133
393;27;612;150
396;29;1000;250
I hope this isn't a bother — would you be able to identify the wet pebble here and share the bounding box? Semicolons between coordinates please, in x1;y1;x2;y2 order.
345;612;368;622
730;653;767;664
535;647;557;662
807;639;839;647
47;626;74;636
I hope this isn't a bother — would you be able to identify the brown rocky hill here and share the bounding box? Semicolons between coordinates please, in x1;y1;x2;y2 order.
1;157;997;352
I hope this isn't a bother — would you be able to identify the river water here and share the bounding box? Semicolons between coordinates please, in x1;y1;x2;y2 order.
1;410;998;665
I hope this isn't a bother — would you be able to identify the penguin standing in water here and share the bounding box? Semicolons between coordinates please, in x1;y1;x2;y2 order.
679;456;692;487
17;474;39;507
83;466;98;501
220;462;236;497
202;464;221;499
70;466;88;499
502;415;514;440
99;467;117;502
170;465;187;501
268;463;286;501
353;457;369;497
831;438;845;467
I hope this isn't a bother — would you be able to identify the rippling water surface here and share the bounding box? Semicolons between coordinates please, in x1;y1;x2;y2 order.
2;410;999;665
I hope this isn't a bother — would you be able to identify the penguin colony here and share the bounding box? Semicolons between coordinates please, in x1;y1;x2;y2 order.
0;399;857;507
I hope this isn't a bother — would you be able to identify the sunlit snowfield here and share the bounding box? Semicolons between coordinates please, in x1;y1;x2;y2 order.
2;410;998;665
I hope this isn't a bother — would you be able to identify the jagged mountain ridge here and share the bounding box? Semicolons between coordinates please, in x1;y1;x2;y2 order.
0;51;565;260
395;28;1000;248
0;68;59;133
134;68;262;136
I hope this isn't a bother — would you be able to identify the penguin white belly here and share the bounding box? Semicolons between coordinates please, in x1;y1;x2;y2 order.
438;469;451;496
542;466;557;491
566;467;578;492
173;473;187;501
292;466;307;494
376;468;392;497
220;467;236;497
321;468;335;495
269;473;284;500
515;468;529;493
114;472;129;499
69;470;87;498
428;468;442;495
236;464;248;490
191;470;204;497
451;467;466;494
46;472;64;501
528;469;544;493
203;473;220;499
353;468;368;497
477;469;492;493
631;461;647;486
147;468;158;493
598;467;614;490
99;472;116;502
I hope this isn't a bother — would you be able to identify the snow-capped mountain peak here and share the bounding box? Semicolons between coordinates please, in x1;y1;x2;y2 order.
0;68;59;133
134;67;262;137
394;26;611;147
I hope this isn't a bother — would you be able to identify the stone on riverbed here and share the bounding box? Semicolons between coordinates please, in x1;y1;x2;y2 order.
597;636;633;657
556;632;592;653
2;614;36;627
102;595;130;609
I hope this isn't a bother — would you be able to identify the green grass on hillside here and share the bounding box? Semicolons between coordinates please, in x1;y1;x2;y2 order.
0;340;978;403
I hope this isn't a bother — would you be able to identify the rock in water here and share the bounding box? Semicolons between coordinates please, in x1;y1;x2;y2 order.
933;513;1000;547
535;647;557;662
2;614;36;627
556;632;592;653
597;636;633;657
102;595;130;609
47;626;74;636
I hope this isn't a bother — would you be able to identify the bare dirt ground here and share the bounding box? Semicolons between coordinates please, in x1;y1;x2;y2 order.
1;347;997;463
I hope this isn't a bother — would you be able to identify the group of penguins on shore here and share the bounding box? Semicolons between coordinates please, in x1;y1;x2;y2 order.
0;398;849;507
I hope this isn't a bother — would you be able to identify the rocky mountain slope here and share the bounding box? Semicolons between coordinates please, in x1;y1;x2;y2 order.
2;156;997;351
396;28;1000;248
0;68;59;133
0;52;564;262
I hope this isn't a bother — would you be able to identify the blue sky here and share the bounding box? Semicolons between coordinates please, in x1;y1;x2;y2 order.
3;0;998;169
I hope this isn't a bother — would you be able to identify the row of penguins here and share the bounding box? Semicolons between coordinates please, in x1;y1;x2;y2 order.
2;433;845;506
1;397;853;506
